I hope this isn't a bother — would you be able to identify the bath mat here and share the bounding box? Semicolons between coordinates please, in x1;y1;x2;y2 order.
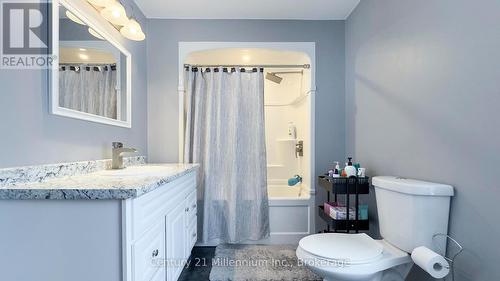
209;244;321;281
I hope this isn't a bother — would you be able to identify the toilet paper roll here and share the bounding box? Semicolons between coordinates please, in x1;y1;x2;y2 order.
411;246;450;279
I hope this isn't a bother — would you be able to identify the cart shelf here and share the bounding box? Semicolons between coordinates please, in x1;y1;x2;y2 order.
318;206;369;231
318;175;370;233
318;175;370;194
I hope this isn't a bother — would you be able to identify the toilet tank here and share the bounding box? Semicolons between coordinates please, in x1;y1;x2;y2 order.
372;176;454;255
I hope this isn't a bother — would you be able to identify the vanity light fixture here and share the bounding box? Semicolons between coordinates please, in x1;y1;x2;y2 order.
120;19;145;41
100;0;129;26
66;10;86;25
85;0;146;41
88;27;105;40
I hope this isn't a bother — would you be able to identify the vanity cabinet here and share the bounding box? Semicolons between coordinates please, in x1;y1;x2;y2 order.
0;164;198;281
123;171;197;281
166;200;188;281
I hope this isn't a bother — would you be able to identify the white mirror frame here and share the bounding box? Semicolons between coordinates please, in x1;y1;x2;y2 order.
51;0;132;128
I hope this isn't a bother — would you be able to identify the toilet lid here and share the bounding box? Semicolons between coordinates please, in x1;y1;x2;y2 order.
299;233;383;264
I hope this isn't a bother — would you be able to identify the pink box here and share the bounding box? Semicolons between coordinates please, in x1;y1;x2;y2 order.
324;202;342;215
324;202;356;220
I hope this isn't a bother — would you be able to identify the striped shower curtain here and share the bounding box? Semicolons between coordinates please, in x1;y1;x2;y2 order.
59;64;117;119
184;67;270;243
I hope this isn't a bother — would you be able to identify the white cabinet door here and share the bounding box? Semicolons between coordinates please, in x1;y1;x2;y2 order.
165;202;187;281
131;218;165;281
150;267;166;281
124;171;198;281
185;190;197;257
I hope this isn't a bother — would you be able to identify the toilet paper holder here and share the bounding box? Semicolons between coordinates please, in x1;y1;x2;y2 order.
432;233;463;265
432;233;464;280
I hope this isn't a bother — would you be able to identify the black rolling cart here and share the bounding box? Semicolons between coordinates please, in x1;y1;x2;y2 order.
318;176;369;233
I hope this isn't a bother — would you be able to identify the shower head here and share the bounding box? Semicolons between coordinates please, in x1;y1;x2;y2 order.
266;72;283;84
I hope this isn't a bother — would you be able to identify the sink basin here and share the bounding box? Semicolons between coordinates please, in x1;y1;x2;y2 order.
96;166;176;177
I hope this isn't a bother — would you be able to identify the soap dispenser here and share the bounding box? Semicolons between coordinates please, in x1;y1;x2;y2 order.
333;162;340;178
344;157;358;177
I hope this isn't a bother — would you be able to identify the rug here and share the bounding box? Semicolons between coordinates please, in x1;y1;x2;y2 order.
209;244;321;281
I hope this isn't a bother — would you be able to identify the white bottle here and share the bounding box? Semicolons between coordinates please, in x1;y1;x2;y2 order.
288;122;297;139
344;157;357;177
332;162;340;178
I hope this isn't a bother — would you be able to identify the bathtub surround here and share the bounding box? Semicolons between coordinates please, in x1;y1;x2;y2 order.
184;68;269;243
0;162;198;200
346;0;500;280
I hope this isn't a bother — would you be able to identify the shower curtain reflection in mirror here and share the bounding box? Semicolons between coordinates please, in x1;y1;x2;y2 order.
52;3;131;127
184;67;270;243
59;64;118;119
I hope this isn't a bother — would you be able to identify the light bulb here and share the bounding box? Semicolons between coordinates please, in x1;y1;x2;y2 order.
65;10;86;26
100;1;128;26
88;27;104;40
120;18;145;41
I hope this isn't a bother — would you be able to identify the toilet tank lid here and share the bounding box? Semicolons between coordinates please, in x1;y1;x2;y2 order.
372;176;454;196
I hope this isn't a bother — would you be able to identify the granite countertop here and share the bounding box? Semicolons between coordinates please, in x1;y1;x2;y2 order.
0;161;199;200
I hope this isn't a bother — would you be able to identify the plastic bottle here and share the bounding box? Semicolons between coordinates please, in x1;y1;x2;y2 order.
344;157;358;177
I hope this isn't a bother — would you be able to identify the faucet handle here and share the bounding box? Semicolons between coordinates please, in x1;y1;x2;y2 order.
112;142;123;149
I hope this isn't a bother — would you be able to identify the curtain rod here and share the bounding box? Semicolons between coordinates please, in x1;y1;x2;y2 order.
59;63;117;66
184;64;310;69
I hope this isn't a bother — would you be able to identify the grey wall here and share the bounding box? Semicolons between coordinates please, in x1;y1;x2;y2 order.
147;20;345;231
60;19;95;41
346;0;500;280
0;0;148;168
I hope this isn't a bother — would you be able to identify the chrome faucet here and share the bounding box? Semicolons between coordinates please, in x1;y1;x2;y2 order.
295;140;304;158
112;142;137;169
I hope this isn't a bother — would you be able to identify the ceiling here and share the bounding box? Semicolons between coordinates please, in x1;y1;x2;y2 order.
134;0;360;20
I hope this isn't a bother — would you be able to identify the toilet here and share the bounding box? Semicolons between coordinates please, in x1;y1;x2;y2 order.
296;176;454;281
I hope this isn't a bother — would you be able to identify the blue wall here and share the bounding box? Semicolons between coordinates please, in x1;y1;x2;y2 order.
346;0;500;280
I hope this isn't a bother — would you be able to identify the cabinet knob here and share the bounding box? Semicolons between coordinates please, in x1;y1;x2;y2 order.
192;232;196;238
192;204;196;209
185;207;189;212
152;249;159;257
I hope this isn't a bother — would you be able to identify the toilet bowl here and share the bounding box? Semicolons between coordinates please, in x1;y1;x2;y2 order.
296;176;455;281
296;233;412;281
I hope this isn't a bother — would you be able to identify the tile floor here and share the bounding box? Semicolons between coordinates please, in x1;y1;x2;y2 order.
178;247;216;281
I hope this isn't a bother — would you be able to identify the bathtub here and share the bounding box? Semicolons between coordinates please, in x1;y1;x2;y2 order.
267;183;310;199
260;182;313;244
196;182;314;246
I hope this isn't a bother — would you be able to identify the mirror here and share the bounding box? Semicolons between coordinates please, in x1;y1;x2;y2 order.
51;0;131;128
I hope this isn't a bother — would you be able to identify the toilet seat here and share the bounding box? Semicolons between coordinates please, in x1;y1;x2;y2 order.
297;237;413;279
299;233;384;265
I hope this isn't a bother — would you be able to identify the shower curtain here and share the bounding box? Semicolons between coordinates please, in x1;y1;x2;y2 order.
59;65;118;119
184;68;270;243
